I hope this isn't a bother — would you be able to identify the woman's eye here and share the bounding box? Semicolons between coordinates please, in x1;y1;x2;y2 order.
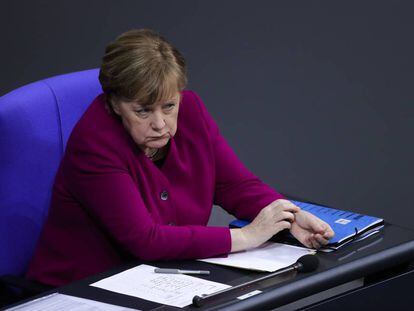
135;109;150;116
163;103;175;111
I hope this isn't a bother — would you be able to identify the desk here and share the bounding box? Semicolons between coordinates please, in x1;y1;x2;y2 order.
4;223;414;310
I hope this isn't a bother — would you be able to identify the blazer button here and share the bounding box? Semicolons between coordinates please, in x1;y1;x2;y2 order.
160;190;169;201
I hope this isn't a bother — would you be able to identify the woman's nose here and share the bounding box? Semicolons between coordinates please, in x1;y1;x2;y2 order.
150;112;166;130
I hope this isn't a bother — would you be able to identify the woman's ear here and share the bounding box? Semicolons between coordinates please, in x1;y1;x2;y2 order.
105;94;121;116
112;102;121;115
109;96;121;116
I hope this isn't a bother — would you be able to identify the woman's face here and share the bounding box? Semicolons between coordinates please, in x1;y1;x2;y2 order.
113;92;181;154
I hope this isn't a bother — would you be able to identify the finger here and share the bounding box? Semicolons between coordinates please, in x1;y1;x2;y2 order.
314;221;334;238
301;238;312;248
314;233;329;246
307;217;327;234
310;235;322;249
302;237;314;249
279;211;295;223
272;199;301;213
276;220;292;232
323;225;335;239
294;231;315;249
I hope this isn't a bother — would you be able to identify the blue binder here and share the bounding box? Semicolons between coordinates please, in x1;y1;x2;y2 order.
230;200;384;249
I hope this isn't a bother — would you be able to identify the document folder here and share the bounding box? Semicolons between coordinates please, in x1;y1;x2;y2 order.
230;200;384;251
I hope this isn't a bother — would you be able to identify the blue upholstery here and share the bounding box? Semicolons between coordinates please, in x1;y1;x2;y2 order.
0;69;102;276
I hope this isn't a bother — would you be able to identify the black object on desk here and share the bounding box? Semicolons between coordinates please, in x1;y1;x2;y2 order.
192;254;319;307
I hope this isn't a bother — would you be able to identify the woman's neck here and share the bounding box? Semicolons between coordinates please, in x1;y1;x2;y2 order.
145;145;167;162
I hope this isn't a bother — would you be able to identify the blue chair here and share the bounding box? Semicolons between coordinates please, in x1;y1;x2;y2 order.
0;69;102;304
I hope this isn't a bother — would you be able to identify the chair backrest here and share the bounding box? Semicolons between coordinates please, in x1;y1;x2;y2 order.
0;69;102;276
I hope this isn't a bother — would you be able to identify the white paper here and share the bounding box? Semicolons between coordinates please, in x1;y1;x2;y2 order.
5;293;136;311
90;264;230;308
199;242;314;272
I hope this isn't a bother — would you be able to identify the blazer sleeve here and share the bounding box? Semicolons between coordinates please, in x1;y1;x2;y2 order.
63;127;231;261
190;91;285;221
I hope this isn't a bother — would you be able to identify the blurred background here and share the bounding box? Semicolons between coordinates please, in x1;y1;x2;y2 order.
1;0;413;228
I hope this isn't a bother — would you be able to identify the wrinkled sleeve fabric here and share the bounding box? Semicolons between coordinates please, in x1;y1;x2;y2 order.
190;91;285;221
64;126;231;261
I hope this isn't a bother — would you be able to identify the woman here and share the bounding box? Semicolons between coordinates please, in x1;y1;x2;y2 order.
27;29;334;287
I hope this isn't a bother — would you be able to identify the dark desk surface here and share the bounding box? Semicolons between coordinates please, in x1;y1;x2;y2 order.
5;223;414;311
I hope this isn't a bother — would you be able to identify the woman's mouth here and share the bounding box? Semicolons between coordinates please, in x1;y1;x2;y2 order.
149;133;169;140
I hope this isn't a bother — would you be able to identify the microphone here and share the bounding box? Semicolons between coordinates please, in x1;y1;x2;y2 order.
295;254;319;272
192;254;319;307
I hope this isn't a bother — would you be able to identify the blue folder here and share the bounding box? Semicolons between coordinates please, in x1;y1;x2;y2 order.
230;200;384;248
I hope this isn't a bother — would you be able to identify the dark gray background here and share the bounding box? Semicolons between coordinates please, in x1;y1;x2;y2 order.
1;1;413;228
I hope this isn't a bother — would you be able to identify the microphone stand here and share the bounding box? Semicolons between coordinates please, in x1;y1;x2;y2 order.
192;262;302;307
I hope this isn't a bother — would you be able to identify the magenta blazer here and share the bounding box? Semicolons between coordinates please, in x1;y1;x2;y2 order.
26;91;284;286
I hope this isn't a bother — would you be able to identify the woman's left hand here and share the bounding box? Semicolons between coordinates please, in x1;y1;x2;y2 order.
290;210;335;249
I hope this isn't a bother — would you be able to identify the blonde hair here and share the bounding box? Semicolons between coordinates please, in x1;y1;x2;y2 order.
99;29;187;108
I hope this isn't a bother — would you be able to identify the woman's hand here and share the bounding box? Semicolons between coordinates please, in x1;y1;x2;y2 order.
290;210;335;249
230;199;300;252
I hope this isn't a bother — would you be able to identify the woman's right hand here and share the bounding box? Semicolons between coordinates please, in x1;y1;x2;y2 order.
230;199;300;252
